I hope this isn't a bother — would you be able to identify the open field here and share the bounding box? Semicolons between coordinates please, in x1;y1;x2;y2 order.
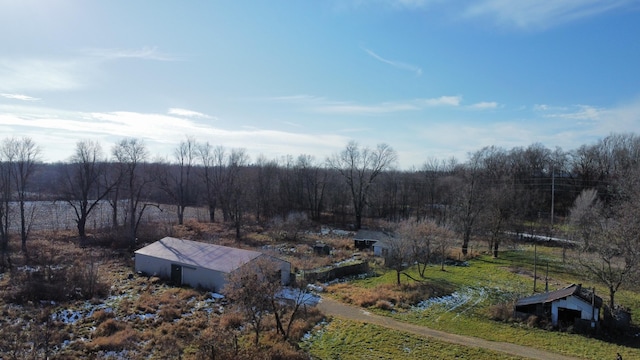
315;246;640;360
1;216;639;359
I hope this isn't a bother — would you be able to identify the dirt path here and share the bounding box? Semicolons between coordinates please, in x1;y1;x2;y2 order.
317;297;583;360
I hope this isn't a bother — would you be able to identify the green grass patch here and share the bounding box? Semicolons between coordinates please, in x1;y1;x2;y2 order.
322;248;640;359
301;318;525;360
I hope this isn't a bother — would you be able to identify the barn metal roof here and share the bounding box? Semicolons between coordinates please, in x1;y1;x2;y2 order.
354;229;392;241
516;284;603;308
135;237;263;273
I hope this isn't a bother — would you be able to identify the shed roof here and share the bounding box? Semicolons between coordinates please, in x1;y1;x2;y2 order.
135;237;263;273
354;230;392;242
516;284;603;308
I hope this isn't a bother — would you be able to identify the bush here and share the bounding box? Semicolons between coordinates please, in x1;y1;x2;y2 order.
94;319;126;337
7;253;110;304
92;309;114;323
89;327;138;352
489;302;514;322
375;300;394;310
158;306;181;321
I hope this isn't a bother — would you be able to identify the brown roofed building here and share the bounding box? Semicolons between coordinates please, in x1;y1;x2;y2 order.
515;284;602;327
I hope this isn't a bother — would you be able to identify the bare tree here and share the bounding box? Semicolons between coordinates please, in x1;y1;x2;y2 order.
197;142;219;222
3;137;41;255
200;146;249;225
451;155;485;257
157;136;197;225
223;256;282;346
112;138;153;247
396;219;432;278
60;140;115;244
0;145;12;270
431;222;456;271
295;154;328;221
253;155;279;222
328;141;397;229
569;189;640;311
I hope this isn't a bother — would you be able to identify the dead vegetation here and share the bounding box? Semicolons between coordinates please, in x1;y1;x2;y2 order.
0;220;345;359
326;281;450;310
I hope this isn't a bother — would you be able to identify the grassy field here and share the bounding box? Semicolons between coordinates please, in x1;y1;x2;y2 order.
301;318;525;360
306;245;640;360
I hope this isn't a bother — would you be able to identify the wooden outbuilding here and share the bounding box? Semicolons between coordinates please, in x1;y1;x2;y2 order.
515;284;602;327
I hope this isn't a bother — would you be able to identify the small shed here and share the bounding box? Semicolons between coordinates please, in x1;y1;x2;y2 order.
515;284;602;327
372;238;391;257
354;230;392;250
313;243;331;256
135;237;291;292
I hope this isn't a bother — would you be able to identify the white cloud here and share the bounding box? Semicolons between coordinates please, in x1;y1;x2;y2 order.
82;46;178;61
469;101;498;109
419;96;462;107
314;96;460;114
544;105;603;120
266;94;460;114
362;47;422;76
0;105;349;164
315;102;419;114
168;108;212;119
0;58;85;92
464;0;633;30
0;93;40;101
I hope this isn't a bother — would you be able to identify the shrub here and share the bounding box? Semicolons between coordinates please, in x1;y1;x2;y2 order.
526;315;540;327
92;309;114;323
220;311;244;330
89;327;138;352
94;319;125;337
488;302;514;322
158;306;181;322
375;300;394;310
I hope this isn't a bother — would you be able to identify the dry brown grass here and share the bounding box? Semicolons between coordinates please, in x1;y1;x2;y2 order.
326;281;443;309
488;302;515;322
0;220;340;359
89;326;138;351
94;318;126;337
91;309;114;323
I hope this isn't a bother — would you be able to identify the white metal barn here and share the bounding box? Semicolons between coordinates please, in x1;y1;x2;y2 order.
134;237;291;292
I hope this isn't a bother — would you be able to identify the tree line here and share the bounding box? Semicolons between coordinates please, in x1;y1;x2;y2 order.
1;133;640;274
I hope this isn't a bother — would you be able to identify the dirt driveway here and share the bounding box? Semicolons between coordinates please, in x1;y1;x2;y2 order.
317;296;583;360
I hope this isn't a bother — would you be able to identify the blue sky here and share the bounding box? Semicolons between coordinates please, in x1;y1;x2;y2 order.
1;0;639;168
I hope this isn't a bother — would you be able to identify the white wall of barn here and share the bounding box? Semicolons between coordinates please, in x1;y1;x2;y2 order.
551;296;599;326
134;254;227;291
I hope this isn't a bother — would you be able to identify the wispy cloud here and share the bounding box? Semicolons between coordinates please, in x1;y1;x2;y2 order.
1;93;40;101
0;104;349;163
269;94;460;115
418;96;462;107
362;47;422;76
541;104;603;120
0;58;85;92
463;0;633;30
168;108;212;119
82;46;178;61
469;101;498;109
316;102;418;114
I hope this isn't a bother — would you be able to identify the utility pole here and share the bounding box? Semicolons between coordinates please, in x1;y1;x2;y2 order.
550;166;555;227
533;243;537;293
545;261;549;292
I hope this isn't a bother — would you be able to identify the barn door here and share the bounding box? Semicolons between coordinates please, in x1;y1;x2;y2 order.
171;264;182;285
